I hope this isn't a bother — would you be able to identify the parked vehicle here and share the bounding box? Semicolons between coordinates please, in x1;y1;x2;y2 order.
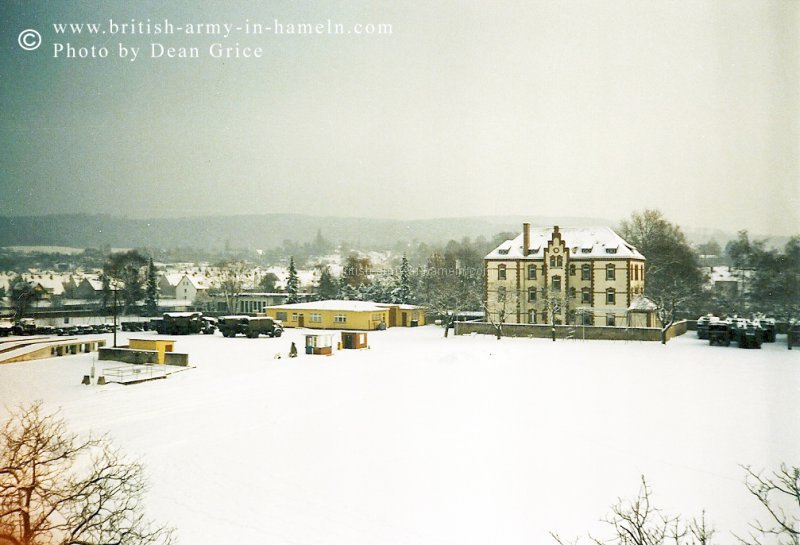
11;318;36;336
218;315;283;338
788;321;800;350
163;312;204;335
0;319;13;337
735;321;763;349
708;321;731;346
696;315;717;340
148;318;167;334
201;317;217;335
753;318;776;342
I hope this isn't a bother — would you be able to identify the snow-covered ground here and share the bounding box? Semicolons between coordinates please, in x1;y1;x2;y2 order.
1;327;797;544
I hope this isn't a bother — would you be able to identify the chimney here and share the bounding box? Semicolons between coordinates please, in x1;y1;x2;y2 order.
523;223;530;256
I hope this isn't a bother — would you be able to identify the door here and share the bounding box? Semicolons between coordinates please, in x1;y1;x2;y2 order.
298;314;304;327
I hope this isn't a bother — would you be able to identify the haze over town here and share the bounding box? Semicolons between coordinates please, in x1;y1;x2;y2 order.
2;1;798;236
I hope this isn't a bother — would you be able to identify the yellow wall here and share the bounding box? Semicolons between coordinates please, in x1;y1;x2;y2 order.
265;307;389;331
129;338;175;364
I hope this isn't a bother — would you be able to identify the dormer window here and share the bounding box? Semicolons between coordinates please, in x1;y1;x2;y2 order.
581;248;592;254
605;248;617;254
498;248;509;255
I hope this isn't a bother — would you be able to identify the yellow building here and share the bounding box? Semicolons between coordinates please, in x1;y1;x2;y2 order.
485;224;647;327
377;304;427;327
265;300;390;330
128;338;175;364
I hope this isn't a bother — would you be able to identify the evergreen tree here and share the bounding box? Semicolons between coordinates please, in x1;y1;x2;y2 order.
286;257;300;303
394;254;412;304
317;266;338;300
144;258;159;316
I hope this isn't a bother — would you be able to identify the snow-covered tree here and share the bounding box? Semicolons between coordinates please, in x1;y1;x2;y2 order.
286;257;300;303
619;210;703;327
316;266;338;300
393;254;412;304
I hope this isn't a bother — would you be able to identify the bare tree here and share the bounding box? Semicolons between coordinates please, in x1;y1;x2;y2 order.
736;464;800;545
483;286;518;340
211;260;250;314
0;401;174;545
551;476;714;545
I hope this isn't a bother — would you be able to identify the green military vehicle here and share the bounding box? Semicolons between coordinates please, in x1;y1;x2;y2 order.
218;315;283;338
708;321;731;346
163;312;204;335
696;315;717;340
735;320;763;349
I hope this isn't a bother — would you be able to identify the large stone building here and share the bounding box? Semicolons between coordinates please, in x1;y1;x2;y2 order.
484;224;646;327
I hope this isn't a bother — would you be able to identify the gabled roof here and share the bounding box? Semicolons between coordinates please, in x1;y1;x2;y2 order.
486;226;645;260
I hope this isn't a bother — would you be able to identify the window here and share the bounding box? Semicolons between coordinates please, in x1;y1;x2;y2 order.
542;311;548;324
527;264;536;280
498;264;506;280
606;288;616;305
310;313;322;323
569;264;576;276
581;312;593;326
581;288;591;303
334;314;347;323
528;287;537;302
580;264;590;280
551;275;561;291
291;313;298;322
606;264;616;281
549;256;556;267
606;248;618;254
569;287;576;298
581;248;592;254
497;286;507;299
606;313;616;326
557;255;563;268
529;310;536;324
549;255;563;268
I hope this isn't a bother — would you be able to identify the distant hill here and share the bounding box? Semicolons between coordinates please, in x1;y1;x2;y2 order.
0;213;613;250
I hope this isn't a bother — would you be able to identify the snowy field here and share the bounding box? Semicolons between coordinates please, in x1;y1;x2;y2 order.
1;326;798;544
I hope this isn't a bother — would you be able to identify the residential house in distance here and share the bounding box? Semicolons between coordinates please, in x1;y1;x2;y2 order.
485;224;648;327
175;274;209;303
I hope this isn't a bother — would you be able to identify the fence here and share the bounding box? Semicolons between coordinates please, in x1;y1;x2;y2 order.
103;364;167;384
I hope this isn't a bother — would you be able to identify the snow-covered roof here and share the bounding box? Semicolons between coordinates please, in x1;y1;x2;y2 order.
376;303;423;310
179;275;209;290
628;295;658;312
269;300;389;312
486;226;645;260
160;273;184;287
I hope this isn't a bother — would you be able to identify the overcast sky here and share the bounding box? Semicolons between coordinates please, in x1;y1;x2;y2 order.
1;0;797;236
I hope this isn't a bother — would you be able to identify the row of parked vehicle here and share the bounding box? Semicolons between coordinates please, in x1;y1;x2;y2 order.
0;317;117;337
123;312;284;339
696;315;776;349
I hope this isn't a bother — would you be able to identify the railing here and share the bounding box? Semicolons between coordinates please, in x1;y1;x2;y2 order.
103;364;167;384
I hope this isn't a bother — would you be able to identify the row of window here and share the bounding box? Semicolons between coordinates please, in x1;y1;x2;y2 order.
497;263;622;281
522;310;618;326
521;287;617;304
274;311;348;323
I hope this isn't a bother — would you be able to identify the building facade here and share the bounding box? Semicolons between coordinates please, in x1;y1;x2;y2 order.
485;224;646;327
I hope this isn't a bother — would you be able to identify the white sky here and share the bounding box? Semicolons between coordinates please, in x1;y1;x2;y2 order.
2;0;798;236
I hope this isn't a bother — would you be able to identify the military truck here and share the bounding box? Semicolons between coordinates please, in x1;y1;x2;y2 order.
218;315;283;338
11;318;36;336
148;318;167;334
752;318;776;342
0;319;13;337
163;312;204;335
696;315;717;340
200;317;217;335
788;321;800;350
708;321;731;346
735;321;763;349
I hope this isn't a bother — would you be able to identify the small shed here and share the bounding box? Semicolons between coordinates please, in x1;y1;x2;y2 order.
341;331;368;350
305;333;333;356
129;338;175;364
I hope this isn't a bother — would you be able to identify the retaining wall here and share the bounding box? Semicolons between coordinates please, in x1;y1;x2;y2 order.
454;320;689;342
